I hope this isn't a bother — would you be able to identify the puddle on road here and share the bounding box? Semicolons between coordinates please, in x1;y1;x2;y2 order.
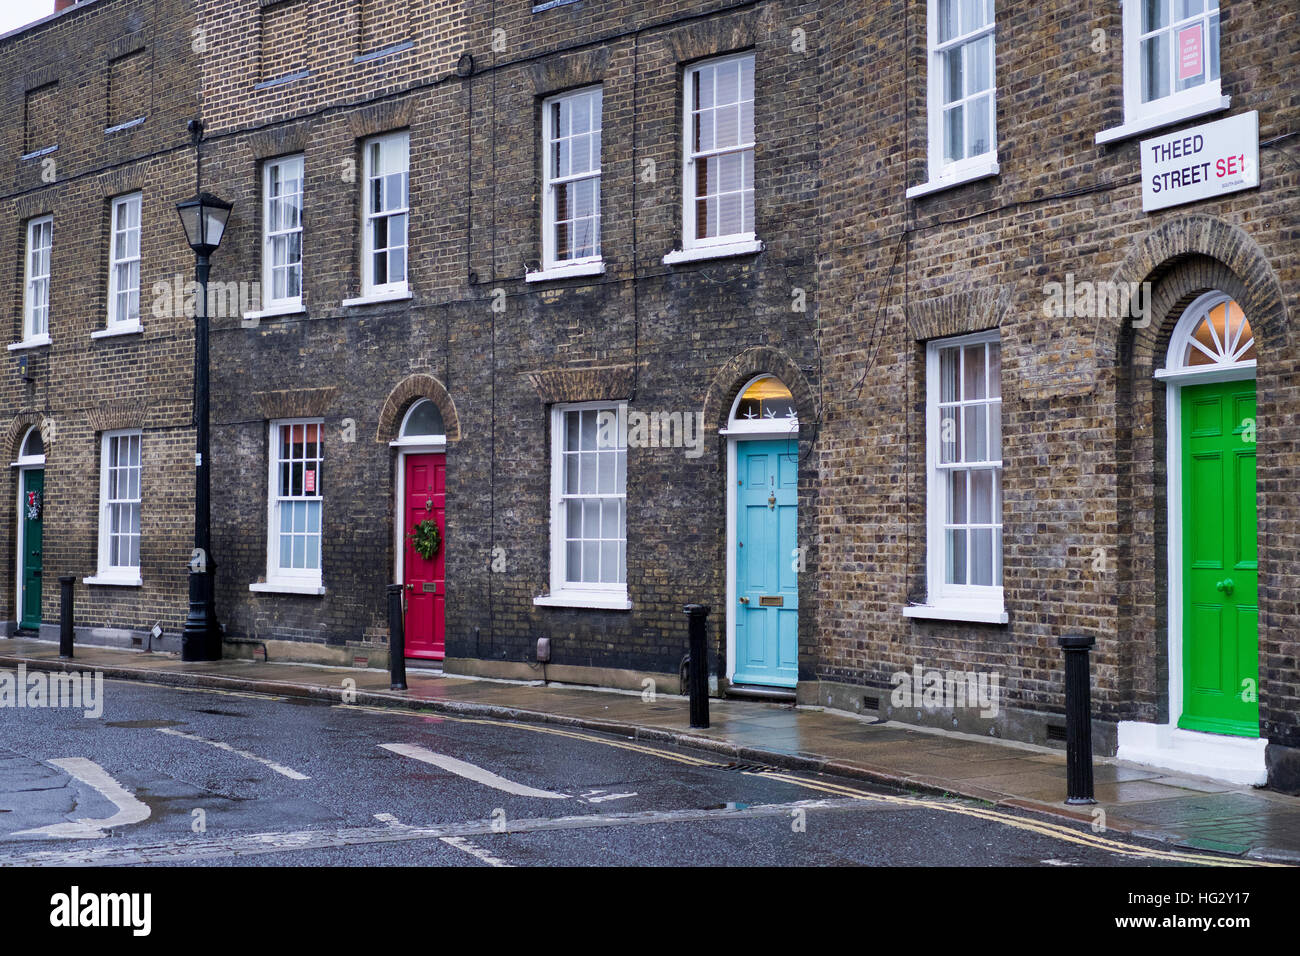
104;719;186;729
702;802;752;811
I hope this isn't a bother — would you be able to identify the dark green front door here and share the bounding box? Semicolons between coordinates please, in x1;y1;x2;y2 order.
1180;380;1258;737
19;469;44;630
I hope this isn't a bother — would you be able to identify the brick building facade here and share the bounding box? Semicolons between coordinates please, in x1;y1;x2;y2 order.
2;0;1297;789
0;0;200;651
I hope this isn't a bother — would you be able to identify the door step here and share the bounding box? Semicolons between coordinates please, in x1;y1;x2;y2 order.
726;683;796;703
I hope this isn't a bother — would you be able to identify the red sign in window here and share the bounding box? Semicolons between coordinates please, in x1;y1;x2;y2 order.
1177;25;1204;82
304;469;316;493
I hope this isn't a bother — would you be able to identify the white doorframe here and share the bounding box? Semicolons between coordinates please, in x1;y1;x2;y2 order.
14;463;42;629
1117;317;1265;783
391;440;446;590
723;425;799;686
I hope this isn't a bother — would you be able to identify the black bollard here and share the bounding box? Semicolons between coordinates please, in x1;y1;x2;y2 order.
683;604;711;728
387;584;407;691
1058;634;1097;804
58;576;75;659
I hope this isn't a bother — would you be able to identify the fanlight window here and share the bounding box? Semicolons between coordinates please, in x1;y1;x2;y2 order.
19;427;44;461
400;399;445;440
731;377;797;424
1180;295;1255;368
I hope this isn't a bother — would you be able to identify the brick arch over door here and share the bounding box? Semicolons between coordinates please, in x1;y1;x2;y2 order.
375;374;461;443
701;346;817;434
4;414;49;461
1109;223;1290;739
1098;214;1290;367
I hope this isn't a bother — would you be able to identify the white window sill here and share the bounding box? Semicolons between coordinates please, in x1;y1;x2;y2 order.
902;603;1008;625
662;238;764;266
83;574;143;587
906;157;1001;199
90;323;142;340
525;260;606;283
534;593;632;610
250;581;326;596
8;335;51;351
341;290;411;307
1095;94;1231;145
242;302;306;321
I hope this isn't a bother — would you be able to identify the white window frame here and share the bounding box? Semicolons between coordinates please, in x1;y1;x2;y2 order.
106;193;142;332
908;0;999;198
360;131;410;300
904;330;1007;624
664;52;762;265
532;86;603;281
87;429;143;586
535;400;631;610
1097;0;1228;144
256;418;326;595
262;154;305;313
19;215;52;346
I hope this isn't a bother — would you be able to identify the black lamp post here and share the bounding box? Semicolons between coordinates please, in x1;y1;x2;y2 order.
175;192;233;661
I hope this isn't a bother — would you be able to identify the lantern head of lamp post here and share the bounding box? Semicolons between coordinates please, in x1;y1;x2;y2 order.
175;192;233;257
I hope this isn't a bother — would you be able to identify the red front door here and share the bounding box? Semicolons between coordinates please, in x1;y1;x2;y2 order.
403;454;445;659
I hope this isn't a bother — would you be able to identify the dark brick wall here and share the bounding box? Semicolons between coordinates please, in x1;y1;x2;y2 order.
190;0;823;679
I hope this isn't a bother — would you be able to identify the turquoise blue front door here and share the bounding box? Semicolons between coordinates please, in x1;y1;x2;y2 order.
734;439;798;687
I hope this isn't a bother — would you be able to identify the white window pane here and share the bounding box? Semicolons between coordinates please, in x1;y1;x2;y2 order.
1142;0;1169;32
948;470;967;524
970;469;994;524
582;499;600;537
940;347;959;402
970;529;994;586
598;452;615;494
600;541;619;583
582;541;600;583
968;35;992;95
292;534;305;568
1141;33;1170;102
963;405;988;462
942;47;963;104
695;67;714;109
580;453;597;493
963;344;986;399
946;528;967;584
566;499;582;536
944;104;964;163
305;535;319;570
566;541;582;581
279;530;292;567
565;454;579;494
580;410;597;449
694;110;715;152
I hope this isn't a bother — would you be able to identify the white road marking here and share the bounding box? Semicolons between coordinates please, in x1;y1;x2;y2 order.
380;743;569;799
1;798;861;865
156;728;309;780
441;836;512;867
13;758;151;840
373;813;405;828
580;790;638;804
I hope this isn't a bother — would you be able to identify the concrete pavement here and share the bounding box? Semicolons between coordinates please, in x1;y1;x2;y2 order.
3;635;1299;863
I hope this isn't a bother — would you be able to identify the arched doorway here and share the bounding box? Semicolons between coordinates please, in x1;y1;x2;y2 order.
392;399;447;660
14;426;45;631
1157;291;1259;741
724;376;799;689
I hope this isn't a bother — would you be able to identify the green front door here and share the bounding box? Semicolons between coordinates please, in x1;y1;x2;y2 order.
19;469;44;630
1180;379;1258;737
